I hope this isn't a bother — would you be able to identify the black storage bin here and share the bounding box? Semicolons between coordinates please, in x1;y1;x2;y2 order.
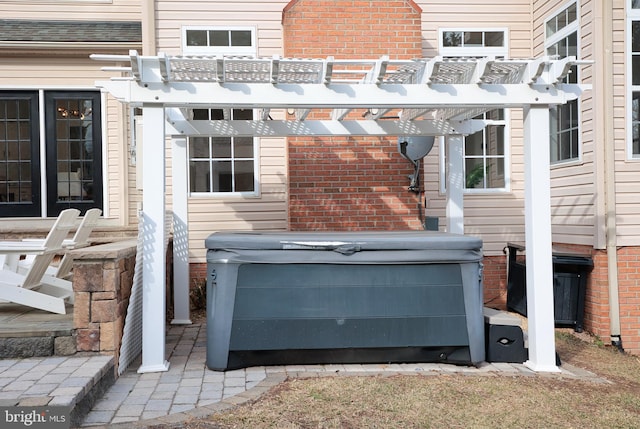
506;242;593;332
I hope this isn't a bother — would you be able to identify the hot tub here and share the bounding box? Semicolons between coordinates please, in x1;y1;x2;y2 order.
205;231;484;371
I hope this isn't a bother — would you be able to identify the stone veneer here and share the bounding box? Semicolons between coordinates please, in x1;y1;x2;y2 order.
70;238;173;373
70;240;137;371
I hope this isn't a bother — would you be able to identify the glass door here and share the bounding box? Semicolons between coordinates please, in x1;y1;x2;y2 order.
45;92;102;216
0;92;41;217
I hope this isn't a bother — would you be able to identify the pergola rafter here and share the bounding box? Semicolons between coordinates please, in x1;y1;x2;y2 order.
91;50;590;375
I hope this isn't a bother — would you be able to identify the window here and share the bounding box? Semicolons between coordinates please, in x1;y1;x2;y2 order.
188;109;257;195
439;29;507;57
182;26;255;55
464;110;506;189
184;27;259;195
546;2;580;163
0;91;103;217
629;2;640;156
439;28;509;192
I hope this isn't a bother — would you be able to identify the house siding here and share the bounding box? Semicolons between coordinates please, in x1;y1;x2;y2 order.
155;0;287;56
0;57;134;225
418;0;533;257
154;0;290;262
531;0;599;249
0;0;139;20
0;1;142;226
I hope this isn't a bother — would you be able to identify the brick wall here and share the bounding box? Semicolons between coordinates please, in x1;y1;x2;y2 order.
584;249;610;340
283;0;425;231
611;247;640;353
484;243;640;355
576;245;640;353
482;255;508;309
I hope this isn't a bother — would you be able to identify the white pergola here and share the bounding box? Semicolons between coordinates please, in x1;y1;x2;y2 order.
92;51;589;373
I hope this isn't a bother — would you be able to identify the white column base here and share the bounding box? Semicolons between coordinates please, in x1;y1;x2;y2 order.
137;361;170;374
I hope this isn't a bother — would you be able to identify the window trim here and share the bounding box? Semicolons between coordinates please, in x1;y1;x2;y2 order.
181;26;256;56
627;5;640;159
545;0;581;166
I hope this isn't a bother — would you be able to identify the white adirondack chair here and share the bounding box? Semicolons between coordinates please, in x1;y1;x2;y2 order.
17;208;102;279
0;208;80;314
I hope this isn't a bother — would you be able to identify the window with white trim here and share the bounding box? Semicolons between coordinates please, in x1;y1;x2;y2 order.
184;27;259;195
545;2;580;163
439;28;509;192
182;26;255;55
440;30;506;57
188;109;257;195
628;1;640;157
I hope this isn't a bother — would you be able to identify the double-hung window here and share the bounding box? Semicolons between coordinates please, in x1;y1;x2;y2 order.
183;27;258;196
546;2;580;163
629;0;640;157
439;29;509;192
188;108;256;194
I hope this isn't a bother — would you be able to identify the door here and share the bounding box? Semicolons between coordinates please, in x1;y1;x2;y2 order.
0;92;41;217
45;92;103;216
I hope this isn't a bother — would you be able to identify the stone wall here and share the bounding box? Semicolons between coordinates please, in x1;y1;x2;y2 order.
71;240;137;372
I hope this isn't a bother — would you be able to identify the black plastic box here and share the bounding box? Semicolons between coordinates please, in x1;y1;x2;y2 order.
506;243;593;332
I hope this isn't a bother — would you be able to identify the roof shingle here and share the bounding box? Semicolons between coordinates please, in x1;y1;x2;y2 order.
0;20;142;43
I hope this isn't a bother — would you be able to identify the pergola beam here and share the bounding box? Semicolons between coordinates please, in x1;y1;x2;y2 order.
165;118;488;137
97;80;584;110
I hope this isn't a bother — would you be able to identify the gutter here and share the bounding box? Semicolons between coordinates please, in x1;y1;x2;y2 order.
142;0;157;55
601;0;623;350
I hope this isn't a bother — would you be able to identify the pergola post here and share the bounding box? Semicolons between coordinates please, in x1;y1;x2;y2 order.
171;136;192;325
523;105;559;372
138;105;170;373
446;135;465;235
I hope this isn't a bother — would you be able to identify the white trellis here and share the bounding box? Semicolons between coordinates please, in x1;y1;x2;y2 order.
92;51;590;373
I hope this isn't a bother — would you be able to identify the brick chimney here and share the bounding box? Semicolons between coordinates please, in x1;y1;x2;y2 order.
283;0;425;231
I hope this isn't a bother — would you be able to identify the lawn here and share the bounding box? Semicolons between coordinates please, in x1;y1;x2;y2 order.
154;330;640;429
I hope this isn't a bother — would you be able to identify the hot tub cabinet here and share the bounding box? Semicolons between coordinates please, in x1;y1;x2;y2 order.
205;231;484;371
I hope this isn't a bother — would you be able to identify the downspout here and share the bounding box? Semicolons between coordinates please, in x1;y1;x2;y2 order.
601;0;623;350
142;0;157;55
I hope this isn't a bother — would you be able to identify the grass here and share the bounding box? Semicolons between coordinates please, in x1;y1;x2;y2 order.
154;330;640;429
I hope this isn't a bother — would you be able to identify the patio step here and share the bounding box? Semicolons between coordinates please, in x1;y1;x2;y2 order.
0;302;75;358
